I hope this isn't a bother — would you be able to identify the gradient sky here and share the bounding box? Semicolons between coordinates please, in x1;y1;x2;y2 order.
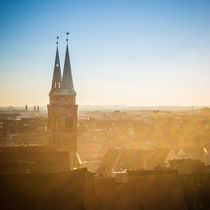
1;0;210;106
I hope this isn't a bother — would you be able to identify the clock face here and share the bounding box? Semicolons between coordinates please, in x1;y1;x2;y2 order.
56;64;59;67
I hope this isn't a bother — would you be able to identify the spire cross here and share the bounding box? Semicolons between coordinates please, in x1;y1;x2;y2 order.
66;32;70;44
56;36;59;46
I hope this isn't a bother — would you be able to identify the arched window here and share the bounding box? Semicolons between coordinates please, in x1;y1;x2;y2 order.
65;118;73;128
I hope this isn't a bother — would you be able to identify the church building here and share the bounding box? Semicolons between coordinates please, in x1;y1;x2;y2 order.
48;35;80;169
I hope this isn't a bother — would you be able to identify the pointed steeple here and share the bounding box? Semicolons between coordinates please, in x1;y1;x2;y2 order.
49;37;62;95
61;33;76;95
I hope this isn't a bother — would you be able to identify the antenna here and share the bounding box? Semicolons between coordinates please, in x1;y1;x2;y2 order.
66;32;70;44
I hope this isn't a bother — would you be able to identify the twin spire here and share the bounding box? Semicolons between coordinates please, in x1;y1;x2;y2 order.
50;35;76;96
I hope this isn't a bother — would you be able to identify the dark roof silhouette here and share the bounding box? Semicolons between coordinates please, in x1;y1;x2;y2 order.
95;173;188;210
0;168;94;210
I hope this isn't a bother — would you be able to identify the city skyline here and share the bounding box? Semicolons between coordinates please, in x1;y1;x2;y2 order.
1;0;210;106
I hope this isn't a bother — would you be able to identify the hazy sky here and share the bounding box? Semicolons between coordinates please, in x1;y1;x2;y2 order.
1;0;210;106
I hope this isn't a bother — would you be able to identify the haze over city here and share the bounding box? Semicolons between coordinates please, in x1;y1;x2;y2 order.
1;0;210;106
1;1;210;210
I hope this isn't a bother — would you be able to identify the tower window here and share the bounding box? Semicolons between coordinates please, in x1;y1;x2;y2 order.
65;118;73;128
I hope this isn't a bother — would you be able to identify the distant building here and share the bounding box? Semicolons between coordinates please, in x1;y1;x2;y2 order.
47;39;80;169
165;147;207;165
169;159;205;173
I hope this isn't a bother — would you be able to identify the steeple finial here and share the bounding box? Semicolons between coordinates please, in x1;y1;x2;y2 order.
56;36;59;46
66;32;69;44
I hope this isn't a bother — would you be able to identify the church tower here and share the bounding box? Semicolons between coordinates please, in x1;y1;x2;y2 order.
48;35;79;169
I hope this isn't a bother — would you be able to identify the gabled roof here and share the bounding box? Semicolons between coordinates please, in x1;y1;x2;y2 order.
98;148;170;176
97;149;121;176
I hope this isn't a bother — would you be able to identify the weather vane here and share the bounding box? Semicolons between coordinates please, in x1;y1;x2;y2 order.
66;32;70;43
56;36;59;45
